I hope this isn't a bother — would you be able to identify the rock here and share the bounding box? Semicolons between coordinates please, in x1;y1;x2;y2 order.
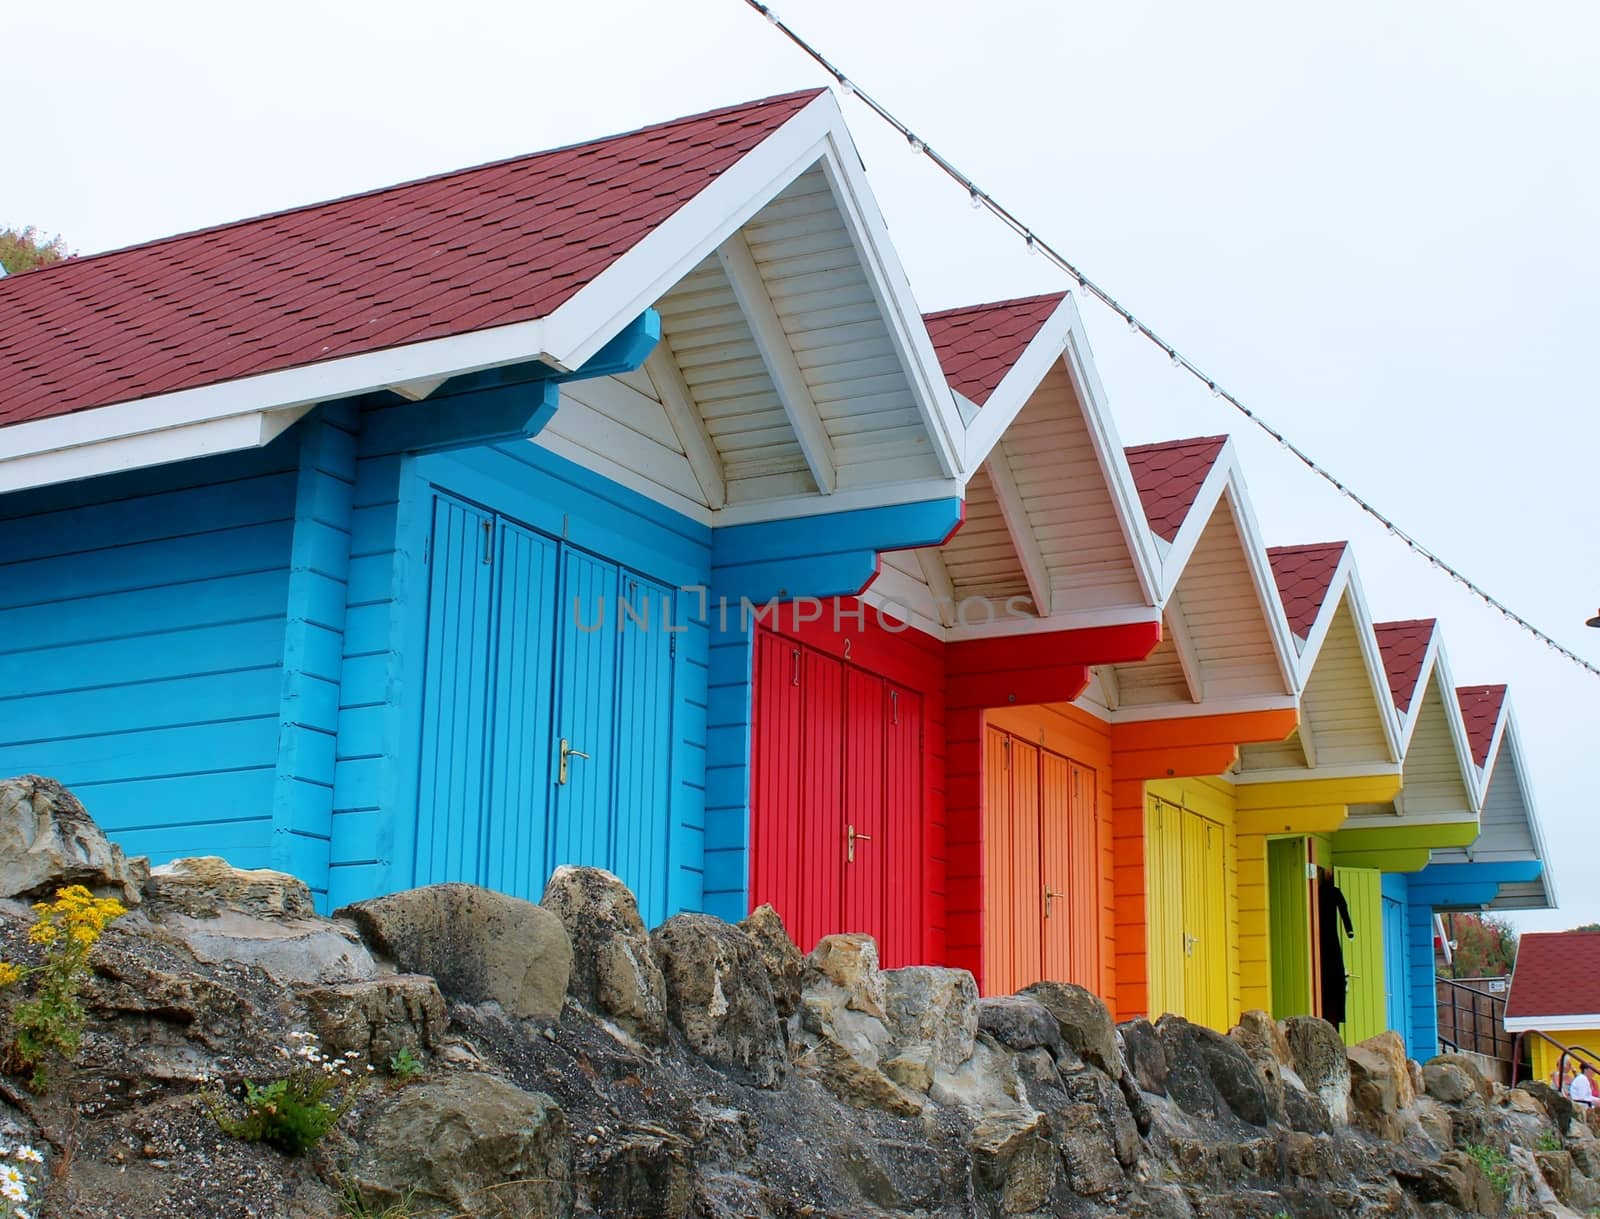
1060;1066;1142;1167
805;934;887;1019
1501;1087;1546;1116
794;965;924;1115
144;856;314;919
170;908;377;986
0;775;147;903
1424;1052;1492;1104
1156;1015;1271;1127
1229;1009;1294;1122
979;995;1063;1056
970;1110;1056;1213
299;974;447;1065
1283;1016;1351;1125
1021;980;1119;1078
1119;1018;1169;1096
1347;1030;1415;1140
884;966;977;1072
1537;1147;1573;1206
737;904;803;1017
883;1046;933;1093
542;866;666;1042
649;913;785;1087
352;1073;571;1218
1423;1060;1477;1105
1053;1101;1125;1195
339;882;572;1022
1520;1079;1577;1136
1399;1148;1502;1214
583;1125;694;1219
1413;1096;1455;1148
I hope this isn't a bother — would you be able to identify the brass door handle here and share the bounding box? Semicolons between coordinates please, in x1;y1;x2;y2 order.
847;824;873;863
1044;886;1064;918
558;738;590;785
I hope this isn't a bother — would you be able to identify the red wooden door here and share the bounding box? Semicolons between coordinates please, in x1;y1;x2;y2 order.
881;682;923;967
843;667;887;948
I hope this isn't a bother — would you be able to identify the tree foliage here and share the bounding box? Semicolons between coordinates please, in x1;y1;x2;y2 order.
0;226;69;275
1440;912;1519;977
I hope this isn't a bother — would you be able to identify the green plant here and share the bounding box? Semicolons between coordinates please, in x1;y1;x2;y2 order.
1463;1142;1513;1195
0;884;127;1091
388;1046;424;1081
1537;1129;1563;1152
205;1031;372;1155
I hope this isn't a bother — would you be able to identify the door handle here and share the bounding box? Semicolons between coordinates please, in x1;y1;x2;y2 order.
1183;933;1197;957
1044;886;1064;918
558;738;590;785
847;823;873;863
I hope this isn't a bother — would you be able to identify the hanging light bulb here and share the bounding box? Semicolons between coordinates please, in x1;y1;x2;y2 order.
908;134;924;154
969;187;983;209
1169;350;1181;368
1127;315;1139;334
839;78;855;95
764;5;780;21
1025;234;1037;255
1208;382;1221;397
1077;276;1090;298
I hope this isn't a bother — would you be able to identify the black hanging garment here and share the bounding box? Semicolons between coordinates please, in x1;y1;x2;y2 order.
1318;876;1356;1027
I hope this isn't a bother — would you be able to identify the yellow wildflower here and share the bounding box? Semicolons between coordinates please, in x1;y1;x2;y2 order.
0;962;21;988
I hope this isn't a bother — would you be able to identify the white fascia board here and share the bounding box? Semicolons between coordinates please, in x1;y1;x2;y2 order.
859;581;948;641
1500;710;1559;908
1057;302;1164;607
944;603;1162;643
1343;564;1407;762
1294;550;1353;682
711;475;964;528
1426;642;1483;814
1154;446;1236;601
1105;692;1299;725
1393;630;1440;751
1503;1014;1600;1034
961;294;1079;469
1221;469;1302;698
1340;808;1478;832
0;405;315;494
1231;760;1403;786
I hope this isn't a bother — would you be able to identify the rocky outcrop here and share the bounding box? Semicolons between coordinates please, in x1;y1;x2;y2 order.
3;778;1591;1219
0;775;146;902
542;865;666;1042
338;881;572;1020
351;1073;571;1217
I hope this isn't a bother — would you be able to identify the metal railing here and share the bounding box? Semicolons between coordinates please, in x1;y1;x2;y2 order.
1509;1028;1600;1090
1436;974;1516;1067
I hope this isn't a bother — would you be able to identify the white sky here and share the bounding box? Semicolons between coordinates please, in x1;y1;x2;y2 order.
7;1;1598;930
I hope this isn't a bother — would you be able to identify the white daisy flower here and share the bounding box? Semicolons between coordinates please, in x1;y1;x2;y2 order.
13;1147;40;1164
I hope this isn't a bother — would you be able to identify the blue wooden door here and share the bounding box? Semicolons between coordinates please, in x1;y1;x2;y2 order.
415;494;674;917
415;495;497;887
1382;893;1409;1040
482;521;559;901
609;573;675;917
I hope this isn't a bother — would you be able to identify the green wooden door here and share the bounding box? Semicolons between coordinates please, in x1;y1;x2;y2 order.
1334;865;1385;1044
1268;836;1313;1019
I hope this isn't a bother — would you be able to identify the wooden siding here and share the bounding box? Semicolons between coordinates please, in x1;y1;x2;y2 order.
937;466;1031;606
1432;745;1537;866
0;442;297;872
1395;676;1474;818
328;439;712;919
1240;600;1388;774
541;371;706;512
1002;366;1144;613
1176;498;1283;700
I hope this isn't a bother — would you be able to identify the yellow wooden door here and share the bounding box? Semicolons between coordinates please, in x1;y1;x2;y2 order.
1145;796;1185;1019
1199;813;1229;1030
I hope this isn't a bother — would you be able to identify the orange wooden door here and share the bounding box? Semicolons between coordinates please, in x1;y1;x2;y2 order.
1041;754;1100;987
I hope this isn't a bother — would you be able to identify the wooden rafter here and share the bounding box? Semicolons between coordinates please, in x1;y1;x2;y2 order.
716;232;837;494
915;547;958;628
983;446;1052;617
1164;589;1207;704
644;346;726;510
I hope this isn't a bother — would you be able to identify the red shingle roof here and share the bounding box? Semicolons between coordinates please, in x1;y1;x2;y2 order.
0;89;822;429
1506;931;1600;1021
923;292;1066;407
1123;435;1228;543
1267;542;1348;639
1456;684;1508;768
1374;618;1436;714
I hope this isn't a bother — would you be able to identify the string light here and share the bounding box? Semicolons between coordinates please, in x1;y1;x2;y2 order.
738;0;1600;680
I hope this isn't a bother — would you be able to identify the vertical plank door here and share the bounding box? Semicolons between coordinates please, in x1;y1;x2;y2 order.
550;549;621;877
415;495;497;887
750;632;806;938
1145;796;1185;1019
611;573;676;921
482;520;559;901
880;682;924;967
842;668;887;951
